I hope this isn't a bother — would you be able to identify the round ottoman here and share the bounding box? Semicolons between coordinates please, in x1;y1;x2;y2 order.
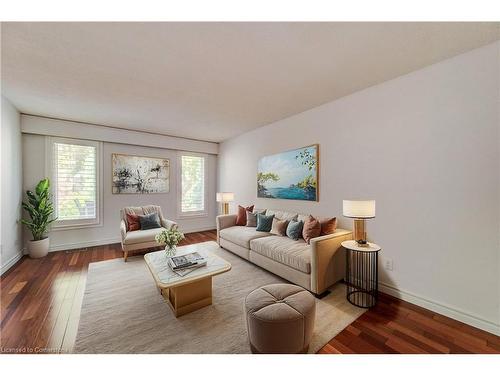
244;283;316;354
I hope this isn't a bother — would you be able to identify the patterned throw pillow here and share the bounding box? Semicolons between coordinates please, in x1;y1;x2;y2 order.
256;213;275;232
126;213;141;231
320;217;337;235
302;215;321;244
139;212;161;230
286;220;304;240
270;217;289;236
235;205;254;226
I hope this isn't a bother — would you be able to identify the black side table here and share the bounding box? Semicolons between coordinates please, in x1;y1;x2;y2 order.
342;240;381;308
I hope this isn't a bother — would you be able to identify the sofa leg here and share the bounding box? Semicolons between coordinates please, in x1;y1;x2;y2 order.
124;251;128;262
314;290;330;299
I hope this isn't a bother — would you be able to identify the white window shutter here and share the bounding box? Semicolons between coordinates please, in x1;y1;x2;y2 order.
54;142;97;220
181;155;205;213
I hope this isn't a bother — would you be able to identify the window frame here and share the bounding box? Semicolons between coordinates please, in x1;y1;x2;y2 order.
46;136;103;231
177;152;209;219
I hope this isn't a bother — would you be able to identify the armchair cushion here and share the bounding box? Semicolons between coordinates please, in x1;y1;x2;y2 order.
123;227;164;245
139;212;161;230
126;213;141;231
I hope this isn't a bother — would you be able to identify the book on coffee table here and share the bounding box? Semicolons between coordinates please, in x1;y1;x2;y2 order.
168;251;207;271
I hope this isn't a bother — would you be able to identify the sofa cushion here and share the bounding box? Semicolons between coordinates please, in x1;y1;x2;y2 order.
270;217;288;236
320;217;337;236
286;219;304;240
256;213;274;232
302;215;321;244
250;236;311;274
219;226;272;248
236;205;254;226
246;211;258;227
266;209;298;222
123;227;164;245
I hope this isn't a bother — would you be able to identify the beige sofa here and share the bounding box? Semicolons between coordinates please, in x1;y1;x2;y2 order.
120;205;178;261
216;209;352;296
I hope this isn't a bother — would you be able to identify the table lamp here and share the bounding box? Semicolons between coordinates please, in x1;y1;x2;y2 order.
343;200;376;247
216;192;234;214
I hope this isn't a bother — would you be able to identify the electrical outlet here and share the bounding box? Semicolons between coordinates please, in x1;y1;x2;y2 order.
384;259;393;271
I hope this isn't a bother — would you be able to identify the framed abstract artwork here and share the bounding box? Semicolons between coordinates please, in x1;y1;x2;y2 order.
257;144;319;201
112;154;170;194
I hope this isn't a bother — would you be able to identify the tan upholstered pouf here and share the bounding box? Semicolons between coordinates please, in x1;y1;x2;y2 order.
244;283;316;354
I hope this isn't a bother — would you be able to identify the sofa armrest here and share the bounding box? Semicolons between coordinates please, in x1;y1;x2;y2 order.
216;214;237;244
120;219;127;241
309;229;353;294
161;218;178;230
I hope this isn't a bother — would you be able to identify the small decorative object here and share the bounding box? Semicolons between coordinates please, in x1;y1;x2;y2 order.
257;144;318;201
21;178;57;258
342;200;376;247
155;228;185;257
216;192;234;214
112;153;170;194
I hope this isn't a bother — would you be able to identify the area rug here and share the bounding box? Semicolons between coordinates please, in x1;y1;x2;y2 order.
74;241;364;353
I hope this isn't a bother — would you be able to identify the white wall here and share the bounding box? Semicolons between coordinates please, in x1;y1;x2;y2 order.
1;96;23;274
23;126;217;251
218;42;500;334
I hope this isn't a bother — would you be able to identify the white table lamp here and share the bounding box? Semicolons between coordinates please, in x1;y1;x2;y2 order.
343;200;376;246
216;192;234;214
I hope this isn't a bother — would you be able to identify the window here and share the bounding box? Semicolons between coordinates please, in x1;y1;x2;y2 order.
178;154;207;217
48;137;102;229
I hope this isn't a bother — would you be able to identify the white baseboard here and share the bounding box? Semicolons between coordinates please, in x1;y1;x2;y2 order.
41;227;216;253
48;237;122;252
183;226;216;234
379;281;500;336
1;250;24;275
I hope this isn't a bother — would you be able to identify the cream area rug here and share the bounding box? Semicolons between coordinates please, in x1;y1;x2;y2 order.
74;241;364;354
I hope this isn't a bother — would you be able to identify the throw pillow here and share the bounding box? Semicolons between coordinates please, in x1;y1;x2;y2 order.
286;220;304;240
235;205;254;226
256;213;275;232
139;212;161;230
302;215;321;244
320;217;337;236
270;217;289;236
246;211;258;227
126;213;141;231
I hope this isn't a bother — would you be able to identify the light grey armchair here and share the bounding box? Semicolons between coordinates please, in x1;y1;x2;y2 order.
120;205;178;261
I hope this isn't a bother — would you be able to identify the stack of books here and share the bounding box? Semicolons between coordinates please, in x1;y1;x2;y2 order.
168;252;207;276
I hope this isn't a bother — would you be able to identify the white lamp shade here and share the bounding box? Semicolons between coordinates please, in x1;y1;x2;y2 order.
343;200;376;218
216;192;234;202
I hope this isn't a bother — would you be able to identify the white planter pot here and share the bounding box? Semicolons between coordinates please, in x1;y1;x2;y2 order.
28;237;50;258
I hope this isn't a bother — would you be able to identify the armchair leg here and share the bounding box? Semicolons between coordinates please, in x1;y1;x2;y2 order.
124;251;128;262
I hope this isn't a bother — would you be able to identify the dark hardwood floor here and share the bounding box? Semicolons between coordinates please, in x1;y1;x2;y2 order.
1;229;499;354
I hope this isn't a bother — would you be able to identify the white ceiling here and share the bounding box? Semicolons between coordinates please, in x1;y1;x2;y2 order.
2;22;499;142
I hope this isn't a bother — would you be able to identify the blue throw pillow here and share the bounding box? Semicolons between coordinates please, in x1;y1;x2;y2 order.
139;212;161;230
256;213;275;232
286;220;304;240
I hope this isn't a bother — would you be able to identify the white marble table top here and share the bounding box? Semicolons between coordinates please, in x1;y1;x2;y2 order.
144;241;231;288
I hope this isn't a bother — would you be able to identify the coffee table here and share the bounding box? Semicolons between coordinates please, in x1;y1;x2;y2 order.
144;241;231;317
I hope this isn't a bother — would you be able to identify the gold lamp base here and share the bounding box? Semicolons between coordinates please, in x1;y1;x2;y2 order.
353;219;369;247
221;202;230;215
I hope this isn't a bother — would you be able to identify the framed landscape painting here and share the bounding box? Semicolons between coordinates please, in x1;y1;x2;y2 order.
257;144;318;201
112;154;170;194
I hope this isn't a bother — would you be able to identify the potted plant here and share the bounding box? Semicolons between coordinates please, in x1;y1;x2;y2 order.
21;178;57;258
155;228;185;257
